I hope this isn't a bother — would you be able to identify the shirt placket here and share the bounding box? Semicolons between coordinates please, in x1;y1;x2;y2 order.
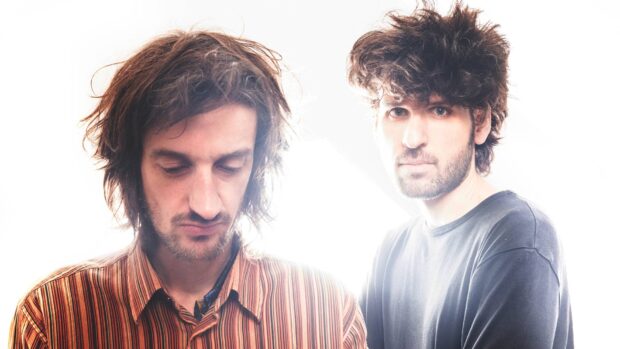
188;310;221;348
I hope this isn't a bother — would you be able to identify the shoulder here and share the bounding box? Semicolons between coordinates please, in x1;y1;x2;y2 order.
477;192;565;280
12;248;131;344
17;248;130;309
243;254;363;321
481;192;559;253
238;254;367;345
251;255;353;298
242;254;361;315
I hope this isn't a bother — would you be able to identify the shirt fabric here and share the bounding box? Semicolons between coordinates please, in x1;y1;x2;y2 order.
194;237;239;321
10;239;367;348
361;191;573;349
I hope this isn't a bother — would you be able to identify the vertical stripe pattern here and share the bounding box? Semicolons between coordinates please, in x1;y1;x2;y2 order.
9;243;367;348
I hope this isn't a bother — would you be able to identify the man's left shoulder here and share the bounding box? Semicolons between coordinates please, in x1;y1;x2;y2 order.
253;255;353;299
243;255;366;337
489;192;558;244
480;191;565;270
237;254;367;346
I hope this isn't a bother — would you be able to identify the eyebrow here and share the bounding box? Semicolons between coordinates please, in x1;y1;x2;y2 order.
149;148;253;162
216;149;253;163
379;97;452;109
427;97;451;106
378;96;404;107
150;149;191;162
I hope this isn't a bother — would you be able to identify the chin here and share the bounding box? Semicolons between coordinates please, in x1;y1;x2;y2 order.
402;189;445;201
176;231;233;261
398;179;443;200
170;244;225;262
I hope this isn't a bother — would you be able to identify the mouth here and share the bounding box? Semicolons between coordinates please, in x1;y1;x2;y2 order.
398;160;435;166
396;152;436;167
397;160;436;177
177;222;226;237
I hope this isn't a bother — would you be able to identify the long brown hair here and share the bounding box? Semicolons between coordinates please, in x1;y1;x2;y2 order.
348;3;509;175
83;30;290;232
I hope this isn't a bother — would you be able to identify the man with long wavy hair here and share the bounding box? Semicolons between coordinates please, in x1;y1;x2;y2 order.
348;3;573;348
10;30;366;348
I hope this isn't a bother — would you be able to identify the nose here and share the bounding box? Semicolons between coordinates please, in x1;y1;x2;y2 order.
188;169;223;221
402;115;427;149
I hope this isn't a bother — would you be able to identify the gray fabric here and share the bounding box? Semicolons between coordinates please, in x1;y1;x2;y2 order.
362;191;573;349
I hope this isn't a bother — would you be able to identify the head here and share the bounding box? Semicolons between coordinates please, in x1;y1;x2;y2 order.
348;3;509;199
83;31;290;259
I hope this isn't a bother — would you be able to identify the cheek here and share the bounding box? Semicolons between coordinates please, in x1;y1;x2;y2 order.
432;121;469;145
220;169;253;211
374;128;399;172
140;166;156;204
141;168;185;214
377;122;404;155
432;125;473;161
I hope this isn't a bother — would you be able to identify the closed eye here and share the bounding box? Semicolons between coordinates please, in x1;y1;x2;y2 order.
215;154;249;176
216;164;243;175
161;164;190;175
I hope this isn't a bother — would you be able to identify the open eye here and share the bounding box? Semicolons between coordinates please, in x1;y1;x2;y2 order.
387;107;409;119
431;106;450;117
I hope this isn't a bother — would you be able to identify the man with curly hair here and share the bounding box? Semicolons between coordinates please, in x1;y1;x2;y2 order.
10;31;366;348
348;4;573;348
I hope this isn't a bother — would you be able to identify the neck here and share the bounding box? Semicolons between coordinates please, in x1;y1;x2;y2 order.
419;166;498;229
148;241;234;312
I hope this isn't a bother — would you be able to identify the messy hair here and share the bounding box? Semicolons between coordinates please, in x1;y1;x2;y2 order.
348;3;509;174
83;30;290;231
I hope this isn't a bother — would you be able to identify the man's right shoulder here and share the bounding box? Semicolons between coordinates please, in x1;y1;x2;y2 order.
18;247;131;305
11;247;134;348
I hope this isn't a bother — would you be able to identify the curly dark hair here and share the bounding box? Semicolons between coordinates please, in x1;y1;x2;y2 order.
348;3;509;174
83;30;290;232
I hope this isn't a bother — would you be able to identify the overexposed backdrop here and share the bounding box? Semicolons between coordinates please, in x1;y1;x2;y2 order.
1;0;619;347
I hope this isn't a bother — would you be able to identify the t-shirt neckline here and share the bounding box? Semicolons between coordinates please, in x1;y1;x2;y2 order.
427;190;515;237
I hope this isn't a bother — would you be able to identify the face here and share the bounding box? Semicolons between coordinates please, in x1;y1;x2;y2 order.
376;94;486;200
141;103;257;262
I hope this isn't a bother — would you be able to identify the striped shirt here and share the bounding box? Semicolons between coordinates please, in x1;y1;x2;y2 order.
10;241;367;348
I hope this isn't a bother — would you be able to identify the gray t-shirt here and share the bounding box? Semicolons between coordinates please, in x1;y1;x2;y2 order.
361;191;573;349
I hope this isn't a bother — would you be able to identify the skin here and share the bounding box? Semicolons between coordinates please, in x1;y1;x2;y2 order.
141;103;257;312
376;94;497;227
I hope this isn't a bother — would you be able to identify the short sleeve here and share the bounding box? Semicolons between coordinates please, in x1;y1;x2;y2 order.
462;249;572;349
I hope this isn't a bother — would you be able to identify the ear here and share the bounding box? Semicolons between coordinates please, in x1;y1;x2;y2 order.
473;107;492;145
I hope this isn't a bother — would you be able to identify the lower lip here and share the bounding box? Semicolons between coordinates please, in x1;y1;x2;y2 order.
399;163;434;168
399;163;434;173
178;223;224;237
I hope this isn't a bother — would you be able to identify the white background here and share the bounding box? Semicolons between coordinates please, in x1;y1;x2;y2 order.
1;0;619;347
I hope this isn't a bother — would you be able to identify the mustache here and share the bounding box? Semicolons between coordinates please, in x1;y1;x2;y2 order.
396;148;437;165
171;211;232;226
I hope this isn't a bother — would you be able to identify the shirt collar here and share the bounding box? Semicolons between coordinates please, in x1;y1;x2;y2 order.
127;241;164;323
212;247;265;321
126;238;265;323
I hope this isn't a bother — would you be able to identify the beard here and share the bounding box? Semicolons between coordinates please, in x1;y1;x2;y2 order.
396;134;474;200
140;208;235;262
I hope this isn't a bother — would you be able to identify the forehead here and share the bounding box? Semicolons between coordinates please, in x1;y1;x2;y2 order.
143;104;257;158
